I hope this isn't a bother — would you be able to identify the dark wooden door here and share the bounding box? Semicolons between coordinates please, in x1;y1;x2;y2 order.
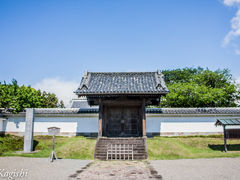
104;105;142;137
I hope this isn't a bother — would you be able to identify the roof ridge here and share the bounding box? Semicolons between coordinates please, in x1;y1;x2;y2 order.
75;70;169;95
89;71;156;74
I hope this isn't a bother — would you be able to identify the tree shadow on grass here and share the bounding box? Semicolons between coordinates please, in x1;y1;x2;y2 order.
33;140;39;151
208;144;240;151
0;132;6;137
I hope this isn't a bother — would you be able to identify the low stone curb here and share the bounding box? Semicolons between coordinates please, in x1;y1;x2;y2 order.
68;161;94;179
146;161;162;179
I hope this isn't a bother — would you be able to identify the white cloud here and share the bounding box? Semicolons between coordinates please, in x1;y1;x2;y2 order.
236;77;240;106
223;0;240;54
224;0;240;6
33;78;79;107
236;76;240;84
235;49;240;54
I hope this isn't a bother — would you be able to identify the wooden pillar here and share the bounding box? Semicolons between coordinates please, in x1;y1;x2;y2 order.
98;100;103;137
142;98;146;137
223;125;227;152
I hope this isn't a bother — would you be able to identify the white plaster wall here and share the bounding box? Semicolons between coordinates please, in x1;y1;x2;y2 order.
0;118;6;131
4;116;99;134
4;117;25;133
3;115;240;135
0;119;3;131
34;117;98;133
160;122;222;133
146;116;240;134
34;122;77;133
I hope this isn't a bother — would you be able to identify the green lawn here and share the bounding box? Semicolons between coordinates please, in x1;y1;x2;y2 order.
147;135;240;159
1;134;240;159
0;135;96;159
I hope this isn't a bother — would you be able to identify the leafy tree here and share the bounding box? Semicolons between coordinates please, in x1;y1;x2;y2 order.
59;100;65;108
161;67;240;107
41;91;59;108
162;67;203;84
0;79;65;112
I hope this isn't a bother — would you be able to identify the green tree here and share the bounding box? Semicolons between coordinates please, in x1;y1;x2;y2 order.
0;79;65;112
42;91;59;108
59;100;65;108
161;67;240;107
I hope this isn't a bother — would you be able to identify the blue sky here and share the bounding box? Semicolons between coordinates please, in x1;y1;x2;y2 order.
0;0;240;105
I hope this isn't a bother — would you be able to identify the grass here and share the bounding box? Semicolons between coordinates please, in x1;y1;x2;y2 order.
1;134;240;159
0;134;24;155
147;135;240;159
0;134;97;159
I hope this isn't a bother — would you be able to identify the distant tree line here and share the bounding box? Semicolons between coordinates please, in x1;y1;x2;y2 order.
0;79;64;113
161;67;240;107
1;67;239;111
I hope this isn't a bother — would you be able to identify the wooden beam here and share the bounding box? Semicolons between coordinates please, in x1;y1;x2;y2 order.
102;100;142;106
142;98;146;137
98;100;103;137
223;125;227;152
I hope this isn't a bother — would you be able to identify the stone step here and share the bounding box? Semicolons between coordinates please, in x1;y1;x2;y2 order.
96;148;145;151
96;154;146;157
96;143;145;146
94;137;148;160
96;148;145;152
98;141;144;144
96;154;147;157
95;156;146;160
95;146;145;149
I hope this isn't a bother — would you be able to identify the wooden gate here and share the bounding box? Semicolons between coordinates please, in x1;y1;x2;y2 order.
103;105;142;137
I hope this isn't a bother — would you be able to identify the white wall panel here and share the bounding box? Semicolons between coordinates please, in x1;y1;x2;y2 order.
160;122;222;132
3;115;240;136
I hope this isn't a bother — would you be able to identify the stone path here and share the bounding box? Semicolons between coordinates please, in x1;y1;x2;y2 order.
0;157;92;180
1;157;240;180
69;160;161;180
150;158;240;180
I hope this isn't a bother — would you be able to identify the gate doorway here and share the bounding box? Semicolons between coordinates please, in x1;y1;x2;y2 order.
103;104;142;137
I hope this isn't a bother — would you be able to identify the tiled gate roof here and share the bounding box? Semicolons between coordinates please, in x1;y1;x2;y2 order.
75;70;169;96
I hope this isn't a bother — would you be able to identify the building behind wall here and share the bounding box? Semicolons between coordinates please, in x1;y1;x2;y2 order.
74;70;169;138
1;107;240;137
1;70;240;137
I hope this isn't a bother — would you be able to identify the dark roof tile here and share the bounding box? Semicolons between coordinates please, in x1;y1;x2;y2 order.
75;70;169;95
215;118;240;126
32;107;240;114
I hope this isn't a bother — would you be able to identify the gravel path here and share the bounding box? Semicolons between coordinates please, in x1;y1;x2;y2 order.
150;158;240;180
0;157;92;180
1;157;240;180
69;160;159;180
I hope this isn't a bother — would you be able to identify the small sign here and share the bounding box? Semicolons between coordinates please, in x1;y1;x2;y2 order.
47;127;60;162
48;127;60;136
